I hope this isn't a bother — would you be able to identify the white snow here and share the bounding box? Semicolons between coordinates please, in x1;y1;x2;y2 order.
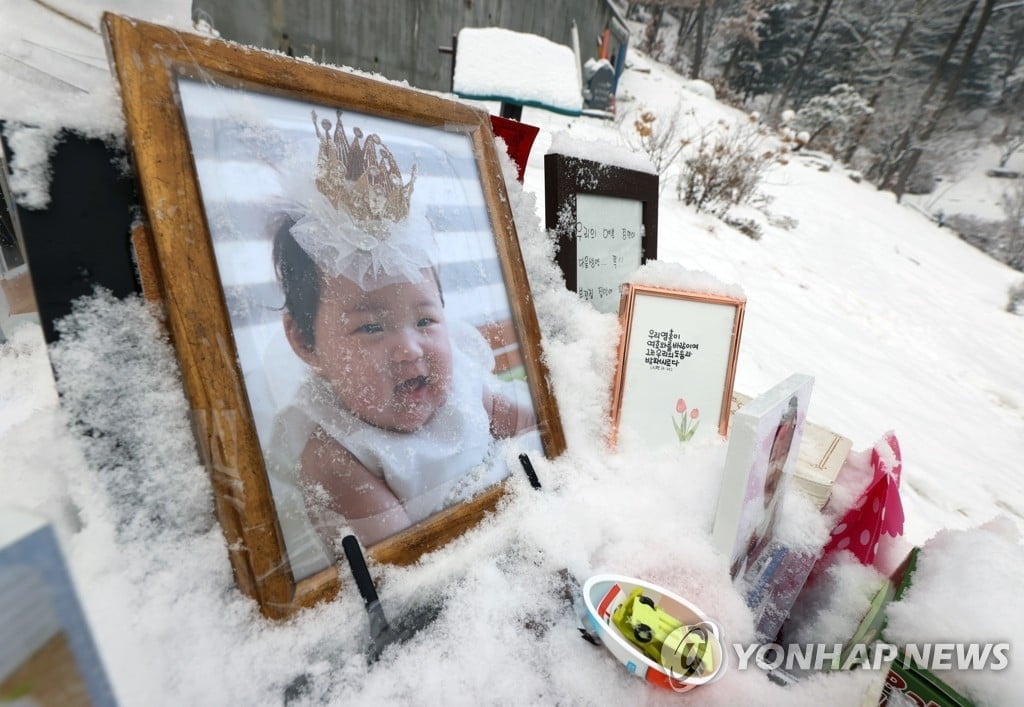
547;130;657;174
453;27;583;114
884;519;1024;705
685;79;716;101
625;260;746;300
2;5;1024;707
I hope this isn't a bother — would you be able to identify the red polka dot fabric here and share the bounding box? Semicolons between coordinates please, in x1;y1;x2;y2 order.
823;433;905;565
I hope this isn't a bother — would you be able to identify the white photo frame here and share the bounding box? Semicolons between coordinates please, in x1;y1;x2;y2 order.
712;373;815;579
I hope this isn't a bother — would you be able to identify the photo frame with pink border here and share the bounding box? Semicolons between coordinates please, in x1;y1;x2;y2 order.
611;284;745;448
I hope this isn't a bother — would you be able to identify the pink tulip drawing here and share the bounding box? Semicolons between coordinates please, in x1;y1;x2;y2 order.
672;397;701;442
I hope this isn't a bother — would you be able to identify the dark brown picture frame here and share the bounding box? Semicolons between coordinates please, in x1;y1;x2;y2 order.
102;13;565;619
544;153;658;307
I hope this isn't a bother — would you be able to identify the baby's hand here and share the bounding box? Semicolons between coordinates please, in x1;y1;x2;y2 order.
485;391;537;439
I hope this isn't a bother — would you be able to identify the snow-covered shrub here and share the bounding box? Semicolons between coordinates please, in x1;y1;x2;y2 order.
675;117;786;217
624;106;687;183
792;84;872;158
723;213;763;240
685;79;716;100
1008;280;1024;315
945;213;1003;255
768;212;800;231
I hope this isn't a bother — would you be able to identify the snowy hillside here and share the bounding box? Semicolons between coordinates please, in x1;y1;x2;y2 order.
517;48;1024;544
2;2;1024;705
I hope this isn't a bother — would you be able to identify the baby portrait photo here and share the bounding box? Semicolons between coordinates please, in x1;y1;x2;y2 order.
176;78;544;580
729;394;799;580
723;375;814;583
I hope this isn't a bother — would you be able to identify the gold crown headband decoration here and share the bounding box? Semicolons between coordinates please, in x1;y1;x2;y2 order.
312;110;417;236
287;110;433;290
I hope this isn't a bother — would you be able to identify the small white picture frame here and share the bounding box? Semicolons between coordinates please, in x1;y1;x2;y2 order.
712;373;815;579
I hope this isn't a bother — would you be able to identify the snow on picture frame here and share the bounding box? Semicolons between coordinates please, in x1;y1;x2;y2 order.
611;282;745;448
102;14;565;619
544;152;658;314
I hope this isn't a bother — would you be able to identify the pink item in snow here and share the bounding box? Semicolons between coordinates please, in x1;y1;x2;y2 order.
823;432;905;564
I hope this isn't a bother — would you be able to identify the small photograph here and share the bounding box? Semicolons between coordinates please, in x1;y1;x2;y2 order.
731;394;799;577
711;374;814;580
177;79;543;578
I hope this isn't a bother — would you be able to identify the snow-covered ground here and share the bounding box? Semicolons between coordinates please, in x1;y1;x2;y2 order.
2;2;1024;705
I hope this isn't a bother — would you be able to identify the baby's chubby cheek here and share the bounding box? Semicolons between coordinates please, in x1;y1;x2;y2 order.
429;367;453;399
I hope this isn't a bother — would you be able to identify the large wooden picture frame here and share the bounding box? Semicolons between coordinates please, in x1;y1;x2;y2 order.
611;284;744;448
102;14;565;618
544;153;658;314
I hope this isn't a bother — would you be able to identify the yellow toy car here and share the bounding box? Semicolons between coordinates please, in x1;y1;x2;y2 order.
610;588;714;678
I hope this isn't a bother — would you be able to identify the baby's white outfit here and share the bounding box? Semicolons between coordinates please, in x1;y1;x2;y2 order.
267;321;522;576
